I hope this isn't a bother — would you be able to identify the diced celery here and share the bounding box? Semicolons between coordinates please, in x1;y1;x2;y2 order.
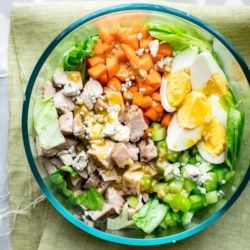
205;190;218;205
189;194;205;211
169;179;183;194
154;160;167;174
181;212;194;226
127;196;139;208
204;172;218;192
189;156;197;164
195;154;205;163
140;175;152;191
172;212;181;224
212;168;228;185
152;127;166;142
191;147;198;156
164;213;177;227
160;219;168;229
225;171;235;182
178;151;190;164
183;179;196;193
152;122;162;129
163;194;191;212
152;182;169;194
198;162;214;173
167;150;180;163
156;140;168;159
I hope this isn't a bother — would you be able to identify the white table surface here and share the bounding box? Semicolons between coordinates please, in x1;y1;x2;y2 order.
0;0;249;249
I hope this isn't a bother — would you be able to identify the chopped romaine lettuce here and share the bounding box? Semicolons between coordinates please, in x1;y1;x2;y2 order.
63;35;98;78
132;199;168;234
226;107;245;169
107;203;133;230
146;22;222;67
76;187;104;211
59;165;79;178
33;98;65;150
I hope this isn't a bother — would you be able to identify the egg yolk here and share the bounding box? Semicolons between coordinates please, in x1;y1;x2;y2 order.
66;71;81;83
166;70;191;107
203;118;226;156
203;73;228;96
177;91;211;129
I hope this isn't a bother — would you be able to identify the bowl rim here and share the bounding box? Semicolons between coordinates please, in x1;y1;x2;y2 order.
22;3;250;246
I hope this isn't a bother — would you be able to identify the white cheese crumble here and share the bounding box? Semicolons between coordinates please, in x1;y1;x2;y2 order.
103;123;130;142
136;48;145;56
149;39;159;57
139;69;147;78
197;186;206;194
72;151;88;171
139;87;145;93
136;32;143;40
164;162;181;180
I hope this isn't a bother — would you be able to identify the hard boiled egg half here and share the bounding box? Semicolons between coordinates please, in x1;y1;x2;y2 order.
160;47;198;112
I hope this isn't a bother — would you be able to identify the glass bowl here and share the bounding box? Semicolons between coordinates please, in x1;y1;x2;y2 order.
22;3;250;246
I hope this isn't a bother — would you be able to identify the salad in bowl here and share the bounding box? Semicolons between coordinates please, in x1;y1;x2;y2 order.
24;4;249;245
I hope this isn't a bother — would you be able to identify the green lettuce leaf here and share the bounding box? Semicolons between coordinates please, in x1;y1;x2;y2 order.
76;187;104;211
63;35;99;78
33;98;65;150
146;22;222;67
59;165;79;178
132;199;168;234
107;203;133;230
226;107;245;169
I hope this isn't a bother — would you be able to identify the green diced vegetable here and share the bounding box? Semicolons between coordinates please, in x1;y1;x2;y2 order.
195;154;205;163
132;199;168;234
205;190;218;205
225;171;235;182
219;91;235;111
178;151;190;164
60;165;79;178
151;123;166;142
211;168;228;185
191;147;198;156
183;179;197;193
156;140;168;159
154;160;167;174
107;203;133;230
76;187;104;211
189;156;197;164
189;195;205;211
226;107;245;170
167;150;180;163
169;179;183;194
182;212;194;226
164;212;177;227
33;98;65;150
204;172;218;192
198;162;214;173
163;194;191;213
126;196;139;208
140;175;152;191
152;182;169;193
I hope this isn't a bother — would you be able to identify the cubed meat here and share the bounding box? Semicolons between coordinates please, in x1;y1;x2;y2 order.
122;171;144;195
72;151;88;171
87;140;115;169
124;105;148;142
126;143;139;161
81;215;94;227
43;157;60;175
70;176;84;192
98;168;118;182
139;139;157;162
59;112;73;135
105;187;125;214
94;98;108;113
85;203;114;221
73;113;85;138
53;90;75;114
86;160;97;176
80;77;103;110
84;174;101;189
43;80;56;98
56;137;78;152
97;182;111;194
76;169;88;179
52;71;83;96
111;143;133;168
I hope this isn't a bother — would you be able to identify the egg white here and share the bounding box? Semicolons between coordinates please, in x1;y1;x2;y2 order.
160;76;176;113
171;47;199;73
191;51;224;91
197;141;225;164
167;114;202;151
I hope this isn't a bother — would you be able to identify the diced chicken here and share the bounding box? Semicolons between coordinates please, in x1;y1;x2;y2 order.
122;171;144;195
111;143;133;168
85;203;114;221
70;176;84;192
52;71;83;96
98;168;118;182
87;140;115;169
43;80;56;98
73;113;85;138
97;182;111;194
57;150;74;165
86;160;97;176
142;164;157;176
59;112;73;135
84;174;101;189
94;98;108;113
43;157;60;175
127;162;142;172
80;78;103;110
124;105;148;142
53;90;75;114
72;151;88;171
82;215;94;227
142;193;149;203
56;137;78;152
139;139;157;162
105;187;125;214
76;169;88;179
126;143;139;161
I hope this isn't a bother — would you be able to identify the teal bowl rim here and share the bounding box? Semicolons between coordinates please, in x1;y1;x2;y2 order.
22;3;250;246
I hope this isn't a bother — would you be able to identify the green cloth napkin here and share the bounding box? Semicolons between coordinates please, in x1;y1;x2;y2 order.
8;1;250;249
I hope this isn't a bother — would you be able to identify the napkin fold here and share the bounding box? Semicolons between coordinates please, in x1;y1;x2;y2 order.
8;1;250;249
